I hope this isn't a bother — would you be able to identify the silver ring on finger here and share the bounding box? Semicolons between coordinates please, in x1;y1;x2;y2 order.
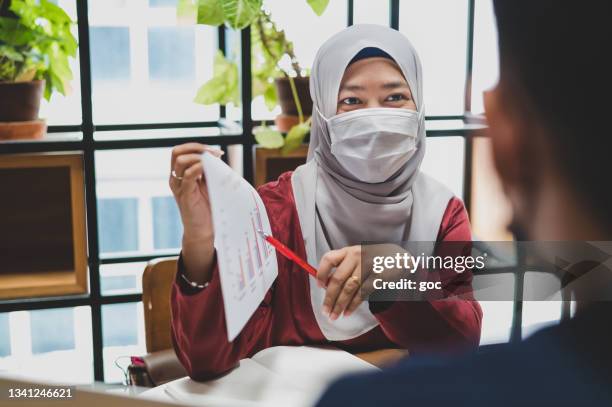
171;170;184;181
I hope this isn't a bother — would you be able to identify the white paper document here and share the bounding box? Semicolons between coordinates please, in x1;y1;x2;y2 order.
162;346;378;407
201;152;278;341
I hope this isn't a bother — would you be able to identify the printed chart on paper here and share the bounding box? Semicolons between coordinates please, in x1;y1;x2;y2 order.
201;152;278;341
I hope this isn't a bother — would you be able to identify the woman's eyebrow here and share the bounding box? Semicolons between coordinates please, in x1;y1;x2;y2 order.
381;81;411;90
339;83;365;92
339;81;410;92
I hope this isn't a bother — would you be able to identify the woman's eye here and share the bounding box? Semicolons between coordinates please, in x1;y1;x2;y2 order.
341;97;361;105
386;94;408;102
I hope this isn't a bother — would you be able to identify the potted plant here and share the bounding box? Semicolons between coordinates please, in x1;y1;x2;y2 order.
0;0;77;140
178;0;328;155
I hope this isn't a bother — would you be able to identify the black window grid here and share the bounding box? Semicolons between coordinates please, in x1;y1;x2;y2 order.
0;0;550;381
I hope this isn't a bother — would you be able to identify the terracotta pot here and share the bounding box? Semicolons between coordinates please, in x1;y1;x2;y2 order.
0;80;44;122
274;113;303;133
0;120;47;140
274;76;312;117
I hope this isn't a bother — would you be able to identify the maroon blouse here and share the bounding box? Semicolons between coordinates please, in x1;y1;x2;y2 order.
171;172;483;380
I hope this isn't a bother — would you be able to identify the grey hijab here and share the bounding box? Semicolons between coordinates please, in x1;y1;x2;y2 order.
292;24;454;340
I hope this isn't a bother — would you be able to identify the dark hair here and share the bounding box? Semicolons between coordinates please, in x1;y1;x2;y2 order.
493;1;612;231
348;47;394;66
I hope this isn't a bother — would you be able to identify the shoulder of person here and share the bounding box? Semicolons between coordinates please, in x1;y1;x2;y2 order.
415;171;469;241
414;171;466;215
256;172;301;240
256;171;295;205
319;330;584;407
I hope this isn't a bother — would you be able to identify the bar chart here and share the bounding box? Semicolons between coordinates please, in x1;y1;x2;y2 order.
203;152;278;341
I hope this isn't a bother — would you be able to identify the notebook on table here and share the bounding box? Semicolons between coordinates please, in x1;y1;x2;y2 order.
161;346;378;407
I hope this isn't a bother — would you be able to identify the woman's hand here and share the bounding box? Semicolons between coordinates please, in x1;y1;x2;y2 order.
316;246;365;320
169;143;223;284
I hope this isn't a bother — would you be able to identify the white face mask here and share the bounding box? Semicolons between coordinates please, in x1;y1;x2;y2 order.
317;107;420;183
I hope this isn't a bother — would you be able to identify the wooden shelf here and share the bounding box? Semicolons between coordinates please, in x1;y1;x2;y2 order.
253;144;309;188
0;152;88;300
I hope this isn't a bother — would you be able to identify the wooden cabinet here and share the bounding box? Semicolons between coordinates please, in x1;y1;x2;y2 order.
253;145;309;188
0;153;88;299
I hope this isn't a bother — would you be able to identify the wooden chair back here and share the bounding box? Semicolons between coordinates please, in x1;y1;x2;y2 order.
142;257;178;353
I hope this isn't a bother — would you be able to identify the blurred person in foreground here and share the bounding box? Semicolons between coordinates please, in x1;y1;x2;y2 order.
316;1;612;406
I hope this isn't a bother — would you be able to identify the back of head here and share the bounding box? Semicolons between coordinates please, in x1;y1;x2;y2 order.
493;0;612;232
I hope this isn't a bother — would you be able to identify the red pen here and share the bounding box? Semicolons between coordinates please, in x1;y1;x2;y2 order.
258;230;317;278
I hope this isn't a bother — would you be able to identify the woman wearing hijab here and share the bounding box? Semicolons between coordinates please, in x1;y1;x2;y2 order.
169;24;482;380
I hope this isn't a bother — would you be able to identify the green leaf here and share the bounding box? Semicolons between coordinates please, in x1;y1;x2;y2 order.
306;0;329;16
254;127;284;148
0;60;17;82
0;45;24;62
196;0;225;25
0;17;36;46
194;50;239;105
281;122;310;155
263;83;278;111
250;17;284;107
39;0;72;25
43;71;53;100
14;67;36;82
49;70;65;97
3;0;76;98
16;55;44;81
47;52;72;95
222;0;262;29
251;75;267;98
10;0;38;27
194;76;227;104
177;0;198;22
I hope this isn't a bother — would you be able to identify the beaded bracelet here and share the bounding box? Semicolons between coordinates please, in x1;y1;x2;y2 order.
180;272;209;290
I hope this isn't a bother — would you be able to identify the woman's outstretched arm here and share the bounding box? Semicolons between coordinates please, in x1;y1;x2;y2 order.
370;198;483;353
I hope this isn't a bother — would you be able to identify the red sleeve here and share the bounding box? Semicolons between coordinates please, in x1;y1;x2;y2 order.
170;172;315;381
370;197;483;354
170;254;276;380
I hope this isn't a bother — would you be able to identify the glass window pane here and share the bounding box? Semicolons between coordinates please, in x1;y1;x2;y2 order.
100;262;147;295
399;0;468;116
479;301;514;345
148;27;195;82
149;0;176;7
152;196;182;250
0;314;10;358
522;272;562;339
38;0;82;125
88;1;218;124
253;0;348;120
420;135;465;198
98;198;139;253
30;309;75;354
90;27;131;82
102;303;139;347
353;0;389;25
0;307;93;384
96;147;179;257
102;302;145;383
474;273;514;345
471;0;499;114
